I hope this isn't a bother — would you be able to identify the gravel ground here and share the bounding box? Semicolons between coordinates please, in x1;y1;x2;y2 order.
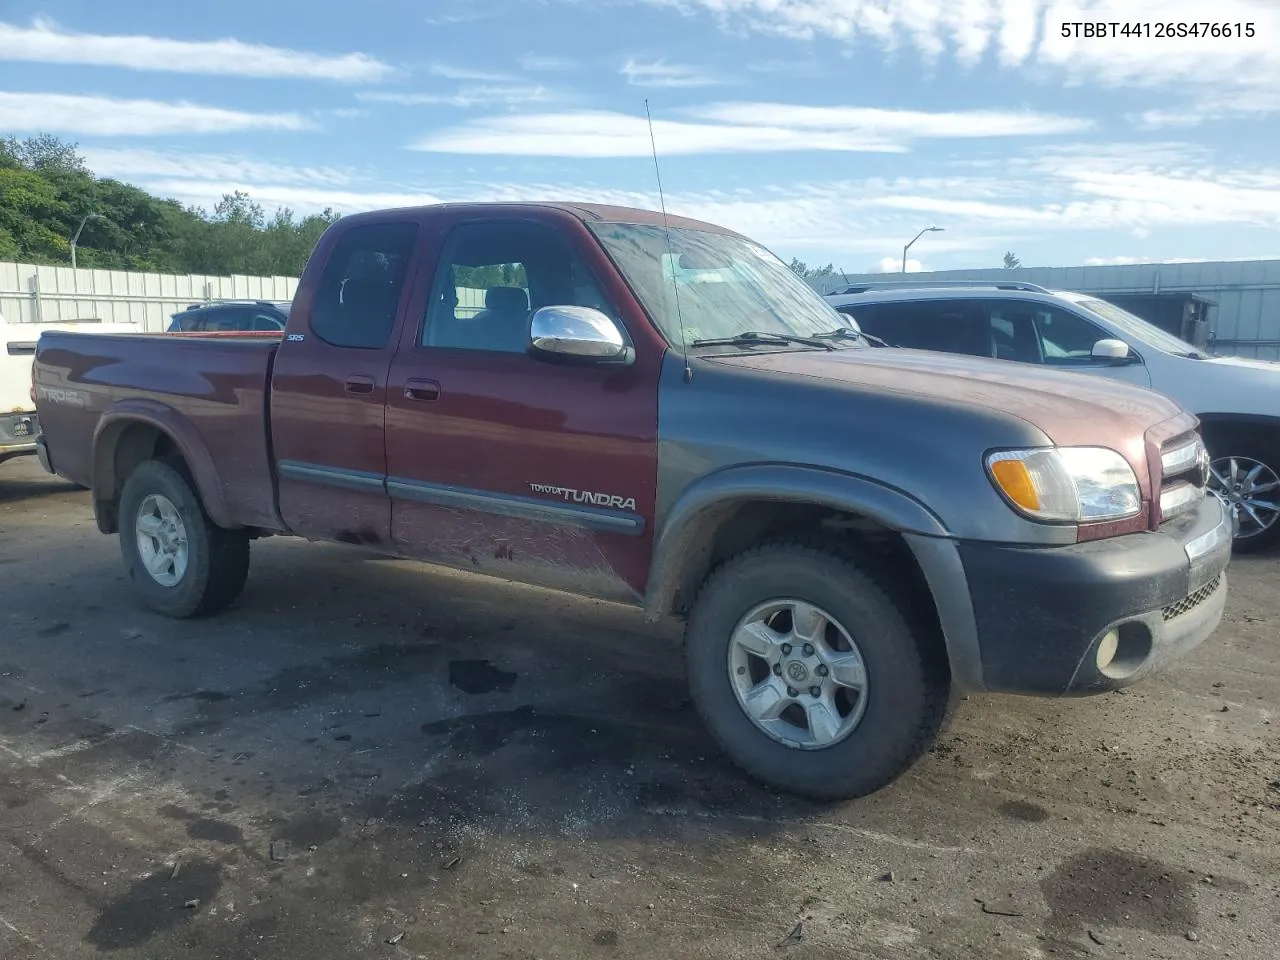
1;456;1277;960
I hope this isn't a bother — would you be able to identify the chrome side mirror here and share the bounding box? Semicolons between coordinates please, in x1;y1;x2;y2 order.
1091;338;1132;362
528;306;632;364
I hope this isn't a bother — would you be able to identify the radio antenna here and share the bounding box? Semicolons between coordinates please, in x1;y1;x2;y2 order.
644;99;693;383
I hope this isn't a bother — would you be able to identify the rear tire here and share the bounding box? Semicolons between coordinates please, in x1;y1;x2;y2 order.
119;460;250;618
685;541;949;800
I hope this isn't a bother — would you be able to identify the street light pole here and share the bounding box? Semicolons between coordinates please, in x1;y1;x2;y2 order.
70;213;102;270
903;226;944;273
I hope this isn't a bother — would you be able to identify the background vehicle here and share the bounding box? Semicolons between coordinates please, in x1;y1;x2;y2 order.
827;281;1280;551
33;204;1231;800
2;318;139;467
167;301;290;334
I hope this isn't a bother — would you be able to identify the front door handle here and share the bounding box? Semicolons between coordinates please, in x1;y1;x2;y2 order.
404;378;441;402
344;376;376;396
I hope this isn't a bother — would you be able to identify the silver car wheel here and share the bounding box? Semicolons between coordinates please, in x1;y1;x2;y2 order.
728;599;869;751
1209;456;1280;541
135;493;189;587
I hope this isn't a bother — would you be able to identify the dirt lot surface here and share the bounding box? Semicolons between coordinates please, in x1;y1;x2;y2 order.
1;456;1277;959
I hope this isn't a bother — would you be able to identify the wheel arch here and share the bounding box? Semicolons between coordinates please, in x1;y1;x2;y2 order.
642;464;949;623
92;401;233;534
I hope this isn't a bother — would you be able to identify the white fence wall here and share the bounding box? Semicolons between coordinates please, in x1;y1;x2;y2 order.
0;262;299;334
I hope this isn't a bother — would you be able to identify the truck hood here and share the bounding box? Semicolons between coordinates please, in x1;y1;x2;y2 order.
711;347;1187;447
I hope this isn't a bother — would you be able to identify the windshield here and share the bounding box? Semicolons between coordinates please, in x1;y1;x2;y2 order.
588;223;851;347
1074;297;1206;356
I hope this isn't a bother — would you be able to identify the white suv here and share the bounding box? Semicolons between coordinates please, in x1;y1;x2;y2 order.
825;281;1280;550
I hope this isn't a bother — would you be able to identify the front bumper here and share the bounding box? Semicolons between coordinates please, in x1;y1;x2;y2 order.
956;495;1232;696
0;411;39;464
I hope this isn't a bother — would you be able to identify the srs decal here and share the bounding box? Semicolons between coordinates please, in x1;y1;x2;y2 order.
529;483;637;512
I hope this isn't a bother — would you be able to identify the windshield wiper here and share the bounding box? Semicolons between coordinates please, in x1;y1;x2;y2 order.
814;327;893;348
689;330;835;351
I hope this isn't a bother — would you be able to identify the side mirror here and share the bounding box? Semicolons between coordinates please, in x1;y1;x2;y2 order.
1091;338;1132;363
529;306;632;364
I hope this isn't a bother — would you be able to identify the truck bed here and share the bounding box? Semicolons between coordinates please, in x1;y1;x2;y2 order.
34;332;283;530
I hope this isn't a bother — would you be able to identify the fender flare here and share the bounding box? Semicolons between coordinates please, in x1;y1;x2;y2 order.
641;462;949;621
92;399;234;532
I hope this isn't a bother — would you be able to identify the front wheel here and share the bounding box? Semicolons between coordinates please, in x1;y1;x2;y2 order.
1207;445;1280;553
119;460;250;618
685;542;949;800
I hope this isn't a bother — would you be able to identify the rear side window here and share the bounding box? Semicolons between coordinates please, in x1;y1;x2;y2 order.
310;222;418;349
857;301;992;356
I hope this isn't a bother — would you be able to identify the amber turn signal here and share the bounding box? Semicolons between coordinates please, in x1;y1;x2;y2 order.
989;458;1041;512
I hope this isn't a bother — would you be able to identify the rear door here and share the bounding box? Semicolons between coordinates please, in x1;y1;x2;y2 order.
383;214;661;602
270;219;421;547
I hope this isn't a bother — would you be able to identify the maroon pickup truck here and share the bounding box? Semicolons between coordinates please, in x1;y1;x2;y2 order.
33;203;1233;799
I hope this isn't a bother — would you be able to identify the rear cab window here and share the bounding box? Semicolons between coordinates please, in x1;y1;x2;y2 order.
310;221;419;349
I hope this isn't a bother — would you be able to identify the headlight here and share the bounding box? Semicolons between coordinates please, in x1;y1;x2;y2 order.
986;447;1142;523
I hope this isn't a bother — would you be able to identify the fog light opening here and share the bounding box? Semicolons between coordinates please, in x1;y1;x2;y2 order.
1095;629;1120;671
1097;622;1153;680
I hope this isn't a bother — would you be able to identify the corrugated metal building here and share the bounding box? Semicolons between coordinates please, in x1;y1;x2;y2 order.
810;259;1280;361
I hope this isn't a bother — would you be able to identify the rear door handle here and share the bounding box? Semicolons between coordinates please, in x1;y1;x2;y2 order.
344;375;376;396
404;378;441;402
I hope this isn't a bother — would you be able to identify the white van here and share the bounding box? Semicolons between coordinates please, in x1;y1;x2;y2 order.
1;317;140;467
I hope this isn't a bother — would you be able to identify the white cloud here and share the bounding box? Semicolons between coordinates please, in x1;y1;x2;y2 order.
872;257;925;273
0;92;311;136
79;148;352;187
414;101;1089;157
633;0;1280;122
413;110;908;156
358;85;551;108
621;58;726;88
519;54;577;71
429;63;515;82
692;103;1092;138
143;179;444;214
0;17;392;82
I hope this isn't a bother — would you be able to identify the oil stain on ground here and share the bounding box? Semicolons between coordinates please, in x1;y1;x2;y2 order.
86;859;221;950
158;804;244;846
1042;847;1196;936
999;800;1050;823
447;659;517;694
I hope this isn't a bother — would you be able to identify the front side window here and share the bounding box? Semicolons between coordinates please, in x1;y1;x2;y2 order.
424;221;615;354
310;221;418;349
588;223;847;347
1033;305;1107;365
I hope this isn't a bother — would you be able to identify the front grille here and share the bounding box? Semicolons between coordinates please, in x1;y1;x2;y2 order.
1158;432;1208;524
1162;575;1222;621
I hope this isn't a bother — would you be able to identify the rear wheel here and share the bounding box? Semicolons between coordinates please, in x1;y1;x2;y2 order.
685;542;949;800
1206;438;1280;553
119;460;250;618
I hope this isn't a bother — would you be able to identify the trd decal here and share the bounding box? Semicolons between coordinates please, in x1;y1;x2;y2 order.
35;385;87;407
529;483;637;512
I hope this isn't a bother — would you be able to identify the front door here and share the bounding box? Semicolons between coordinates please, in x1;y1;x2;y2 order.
981;300;1152;388
270;220;421;547
384;216;661;602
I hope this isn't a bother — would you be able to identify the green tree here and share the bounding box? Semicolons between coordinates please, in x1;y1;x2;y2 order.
788;258;844;281
0;133;344;277
1002;251;1021;269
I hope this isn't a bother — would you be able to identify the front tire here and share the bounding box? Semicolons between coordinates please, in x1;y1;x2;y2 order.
119;460;250;618
1206;437;1280;553
685;542;949;801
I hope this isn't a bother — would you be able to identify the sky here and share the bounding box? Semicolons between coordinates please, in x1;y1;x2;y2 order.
1;0;1279;273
